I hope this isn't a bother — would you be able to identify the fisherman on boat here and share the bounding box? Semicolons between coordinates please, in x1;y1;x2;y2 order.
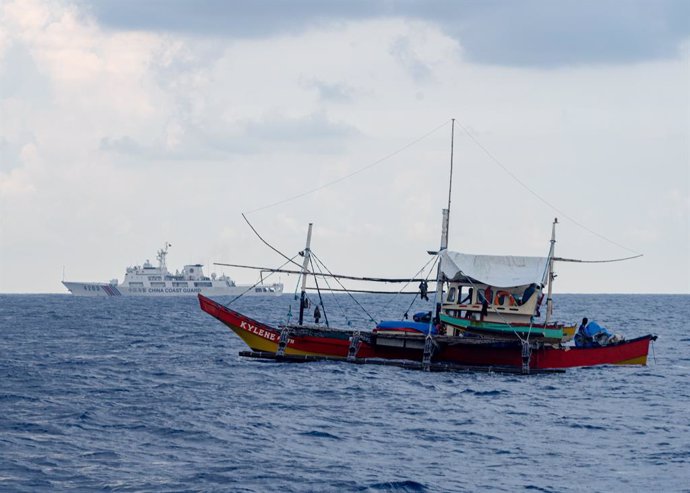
519;283;538;306
419;280;429;301
575;318;622;347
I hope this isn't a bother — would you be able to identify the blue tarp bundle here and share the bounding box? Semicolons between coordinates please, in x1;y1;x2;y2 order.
376;320;438;335
585;321;613;338
575;321;613;347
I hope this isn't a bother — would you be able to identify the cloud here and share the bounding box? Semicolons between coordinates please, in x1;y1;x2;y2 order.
241;112;358;144
389;36;432;81
99;135;144;155
1;0;688;293
435;0;690;67
82;0;690;67
307;79;355;103
194;112;360;156
97;112;360;160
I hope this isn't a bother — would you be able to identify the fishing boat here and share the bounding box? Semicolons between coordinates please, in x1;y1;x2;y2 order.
198;294;655;372
199;120;656;373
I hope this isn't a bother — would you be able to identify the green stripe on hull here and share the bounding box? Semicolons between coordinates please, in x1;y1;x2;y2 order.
440;314;564;340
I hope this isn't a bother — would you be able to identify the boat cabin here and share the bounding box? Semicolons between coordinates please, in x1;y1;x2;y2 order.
442;282;543;330
438;250;550;337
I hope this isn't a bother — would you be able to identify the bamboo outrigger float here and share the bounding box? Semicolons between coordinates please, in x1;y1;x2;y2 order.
199;120;656;374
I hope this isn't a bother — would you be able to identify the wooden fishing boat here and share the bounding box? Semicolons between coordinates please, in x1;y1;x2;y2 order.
200;120;656;373
198;294;656;371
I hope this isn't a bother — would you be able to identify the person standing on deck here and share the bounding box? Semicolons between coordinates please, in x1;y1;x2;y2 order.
419;280;429;301
314;305;321;324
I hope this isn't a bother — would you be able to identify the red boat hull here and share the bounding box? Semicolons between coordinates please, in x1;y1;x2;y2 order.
199;295;655;370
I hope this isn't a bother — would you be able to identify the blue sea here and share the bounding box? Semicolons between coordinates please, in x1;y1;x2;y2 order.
1;293;688;492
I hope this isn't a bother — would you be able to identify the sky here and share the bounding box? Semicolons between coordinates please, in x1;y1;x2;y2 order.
1;0;688;294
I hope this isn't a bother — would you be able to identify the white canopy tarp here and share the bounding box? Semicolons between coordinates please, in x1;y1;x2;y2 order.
440;250;549;288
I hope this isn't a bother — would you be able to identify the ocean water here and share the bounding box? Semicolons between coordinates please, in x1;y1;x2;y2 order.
0;293;688;492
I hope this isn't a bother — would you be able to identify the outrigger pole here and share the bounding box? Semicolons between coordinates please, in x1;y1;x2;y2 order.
213;262;428;283
298;223;314;326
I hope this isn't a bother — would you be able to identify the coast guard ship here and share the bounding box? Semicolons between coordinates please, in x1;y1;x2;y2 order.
62;243;283;297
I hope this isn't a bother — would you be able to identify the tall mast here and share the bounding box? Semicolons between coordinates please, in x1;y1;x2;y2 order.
446;118;455;223
544;218;558;324
433;119;455;319
298;223;313;326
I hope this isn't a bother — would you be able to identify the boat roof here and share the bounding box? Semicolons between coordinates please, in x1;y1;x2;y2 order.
440;250;549;288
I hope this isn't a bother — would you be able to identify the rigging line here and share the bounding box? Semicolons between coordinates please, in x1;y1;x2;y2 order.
454;120;642;256
310;251;377;323
553;254;643;263
243;119;451;215
400;255;439;320
310;254;351;325
292;273;301;298
224;253;299;307
213;261;429;283
305;287;419;294
382;254;437;308
382;253;437;311
242;213;305;270
308;256;329;328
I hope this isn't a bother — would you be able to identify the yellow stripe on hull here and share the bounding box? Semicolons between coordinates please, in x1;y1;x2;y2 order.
229;327;327;357
613;355;648;365
561;324;577;342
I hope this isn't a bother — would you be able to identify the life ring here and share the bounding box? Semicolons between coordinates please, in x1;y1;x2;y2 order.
494;290;516;306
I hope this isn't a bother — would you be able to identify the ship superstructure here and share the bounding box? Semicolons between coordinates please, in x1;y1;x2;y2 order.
62;243;283;297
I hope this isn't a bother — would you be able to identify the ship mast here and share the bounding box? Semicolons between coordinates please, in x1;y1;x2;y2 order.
544;218;558;324
433;119;455;320
157;242;171;272
298;223;313;326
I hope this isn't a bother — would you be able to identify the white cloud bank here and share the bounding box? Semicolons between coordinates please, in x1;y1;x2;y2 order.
1;0;688;294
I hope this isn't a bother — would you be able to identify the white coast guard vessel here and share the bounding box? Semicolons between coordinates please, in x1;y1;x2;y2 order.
62;243;283;297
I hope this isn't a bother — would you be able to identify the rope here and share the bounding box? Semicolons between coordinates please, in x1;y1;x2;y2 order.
214;261;430;283
455;120;642;255
310;251;377;323
224;254;300;307
310;254;353;326
553;255;643;263
308;256;329;328
243;120;451;214
396;255;439;320
242;213;305;270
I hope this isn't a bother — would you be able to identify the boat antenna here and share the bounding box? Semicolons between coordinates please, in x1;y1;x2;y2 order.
298;223;313;326
433;119;455;322
447;118;455;220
